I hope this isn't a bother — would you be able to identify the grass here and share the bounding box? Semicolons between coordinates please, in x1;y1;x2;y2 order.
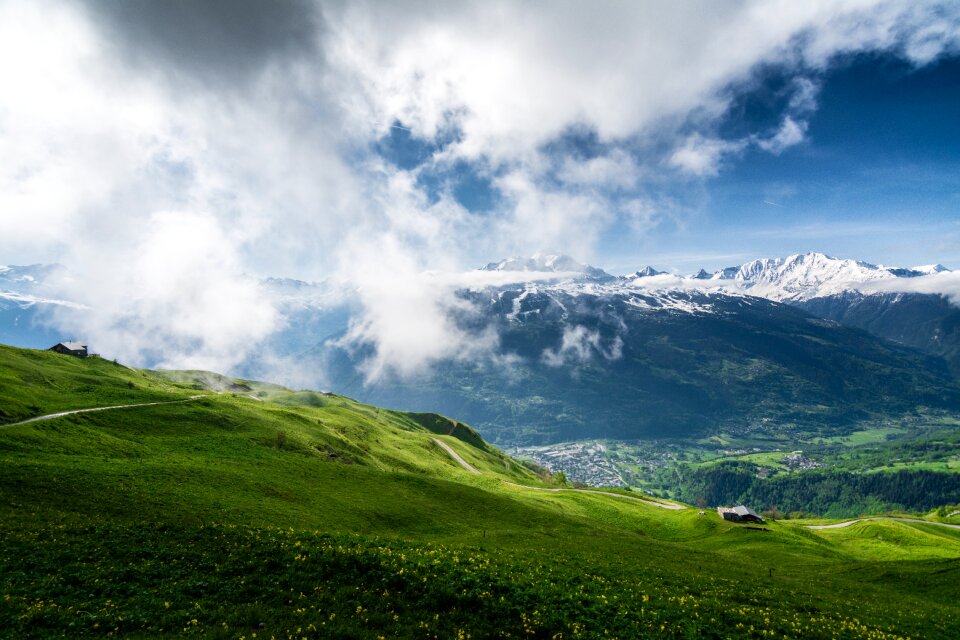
2;344;960;638
812;426;908;446
0;347;198;424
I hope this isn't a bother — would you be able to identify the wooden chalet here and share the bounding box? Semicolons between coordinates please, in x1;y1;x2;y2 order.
717;505;764;523
49;341;88;358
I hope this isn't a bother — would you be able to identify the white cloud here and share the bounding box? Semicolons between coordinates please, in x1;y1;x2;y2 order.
542;325;623;367
493;170;612;260
669;136;747;177
788;77;820;113
333;235;499;381
557;150;640;189
758;116;808;154
48;212;279;371
861;271;960;305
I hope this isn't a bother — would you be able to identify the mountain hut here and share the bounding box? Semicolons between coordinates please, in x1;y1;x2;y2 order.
717;505;764;523
49;341;88;358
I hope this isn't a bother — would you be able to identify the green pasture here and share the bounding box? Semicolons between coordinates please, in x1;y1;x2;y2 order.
2;344;960;638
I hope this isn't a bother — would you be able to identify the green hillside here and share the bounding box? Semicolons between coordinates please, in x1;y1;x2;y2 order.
1;344;959;638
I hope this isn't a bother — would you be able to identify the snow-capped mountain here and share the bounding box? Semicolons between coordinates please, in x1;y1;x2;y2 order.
321;253;960;445
470;251;960;375
721;252;907;302
473;251;957;313
481;253;614;282
609;251;952;303
628;266;665;278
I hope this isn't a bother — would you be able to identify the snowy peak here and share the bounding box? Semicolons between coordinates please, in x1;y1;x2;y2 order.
633;266;665;278
481;254;614;281
731;252;891;301
711;266;740;280
911;264;949;275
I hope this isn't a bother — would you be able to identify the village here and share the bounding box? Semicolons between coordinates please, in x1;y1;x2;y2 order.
510;438;830;490
509;441;629;487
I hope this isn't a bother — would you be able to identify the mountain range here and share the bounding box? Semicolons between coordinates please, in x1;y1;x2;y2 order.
321;254;960;444
4;252;960;445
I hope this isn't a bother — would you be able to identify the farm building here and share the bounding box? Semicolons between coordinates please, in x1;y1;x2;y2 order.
717;505;763;523
49;341;88;358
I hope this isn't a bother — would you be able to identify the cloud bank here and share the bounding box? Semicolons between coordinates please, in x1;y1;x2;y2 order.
1;0;958;375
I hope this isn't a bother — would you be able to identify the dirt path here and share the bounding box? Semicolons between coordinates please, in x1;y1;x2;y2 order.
431;437;481;474
1;396;205;428
432;436;686;509
807;517;960;531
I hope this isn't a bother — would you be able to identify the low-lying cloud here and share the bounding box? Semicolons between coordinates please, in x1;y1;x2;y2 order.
861;272;960;305
542;325;624;368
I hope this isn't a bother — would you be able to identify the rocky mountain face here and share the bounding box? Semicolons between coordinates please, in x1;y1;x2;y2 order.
795;291;960;375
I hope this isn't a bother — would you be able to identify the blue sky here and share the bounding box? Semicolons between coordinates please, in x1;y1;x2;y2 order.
378;51;960;275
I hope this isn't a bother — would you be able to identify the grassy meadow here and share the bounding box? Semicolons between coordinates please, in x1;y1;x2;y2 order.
1;344;959;638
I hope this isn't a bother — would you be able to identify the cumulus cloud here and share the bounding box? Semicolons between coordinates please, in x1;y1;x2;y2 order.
2;0;959;377
669;136;748;177
332;236;498;381
557;150;641;189
47;212;279;371
758;116;808;154
493;171;612;260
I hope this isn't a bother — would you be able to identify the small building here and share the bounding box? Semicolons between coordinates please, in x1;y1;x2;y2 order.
717;505;764;523
49;341;88;358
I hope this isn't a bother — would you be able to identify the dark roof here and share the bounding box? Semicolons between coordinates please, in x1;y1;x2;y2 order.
56;341;87;351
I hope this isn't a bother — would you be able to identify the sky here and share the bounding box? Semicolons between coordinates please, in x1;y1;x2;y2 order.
1;0;959;372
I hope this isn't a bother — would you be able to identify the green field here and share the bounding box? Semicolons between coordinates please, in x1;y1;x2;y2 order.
2;344;959;638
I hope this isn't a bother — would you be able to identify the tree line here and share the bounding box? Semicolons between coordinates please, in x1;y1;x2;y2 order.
678;462;960;518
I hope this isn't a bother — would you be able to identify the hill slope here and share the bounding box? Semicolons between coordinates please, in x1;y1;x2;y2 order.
2;344;960;638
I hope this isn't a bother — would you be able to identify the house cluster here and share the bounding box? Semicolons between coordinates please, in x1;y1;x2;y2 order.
717;505;764;523
781;452;823;470
49;341;88;357
511;442;627;487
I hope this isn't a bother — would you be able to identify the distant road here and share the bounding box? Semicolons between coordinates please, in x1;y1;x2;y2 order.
807;517;960;531
1;396;204;428
432;436;686;509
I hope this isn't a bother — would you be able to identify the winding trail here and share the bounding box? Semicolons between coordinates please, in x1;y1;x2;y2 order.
431;437;481;474
1;396;204;428
432;437;686;509
807;517;960;531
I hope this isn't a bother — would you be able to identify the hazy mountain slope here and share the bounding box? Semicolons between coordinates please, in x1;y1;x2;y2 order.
321;283;960;445
796;291;960;374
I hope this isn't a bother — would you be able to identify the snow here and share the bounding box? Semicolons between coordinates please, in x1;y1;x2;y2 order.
912;264;950;275
480;251;956;315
